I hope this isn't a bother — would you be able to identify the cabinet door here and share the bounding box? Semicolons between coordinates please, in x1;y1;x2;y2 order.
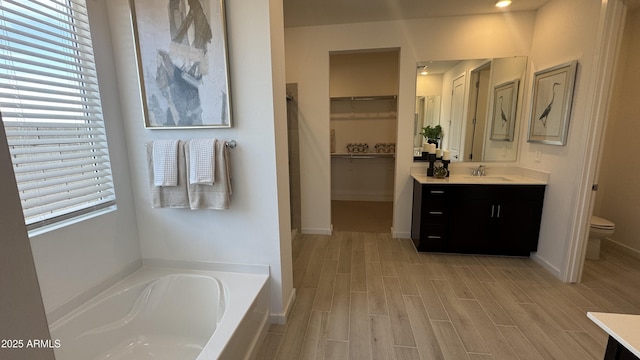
449;200;495;254
492;202;533;256
494;186;545;256
448;186;495;254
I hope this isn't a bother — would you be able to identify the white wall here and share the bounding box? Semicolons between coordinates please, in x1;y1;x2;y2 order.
596;8;640;253
416;74;443;99
0;123;55;360
106;0;293;317
330;51;400;97
29;0;142;316
517;0;607;275
286;13;535;236
269;0;295;318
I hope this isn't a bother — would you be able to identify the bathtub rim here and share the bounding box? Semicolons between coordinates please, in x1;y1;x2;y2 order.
46;260;269;324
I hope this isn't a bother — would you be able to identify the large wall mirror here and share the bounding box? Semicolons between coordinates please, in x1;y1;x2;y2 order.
413;57;527;162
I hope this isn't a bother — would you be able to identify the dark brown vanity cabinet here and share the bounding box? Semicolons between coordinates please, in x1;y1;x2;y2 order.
411;180;545;256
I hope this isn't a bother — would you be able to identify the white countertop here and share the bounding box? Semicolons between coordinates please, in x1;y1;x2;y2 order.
588;312;640;358
412;173;548;185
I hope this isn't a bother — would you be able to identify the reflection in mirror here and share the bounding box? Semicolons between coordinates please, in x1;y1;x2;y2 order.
413;95;441;148
413;57;527;163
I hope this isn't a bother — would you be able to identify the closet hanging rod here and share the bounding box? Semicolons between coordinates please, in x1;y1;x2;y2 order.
330;95;397;101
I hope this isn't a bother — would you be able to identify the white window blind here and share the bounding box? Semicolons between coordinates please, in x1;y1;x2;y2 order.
0;0;115;230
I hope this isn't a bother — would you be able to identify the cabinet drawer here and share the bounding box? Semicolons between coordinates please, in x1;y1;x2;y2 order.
422;224;447;240
419;225;448;252
423;187;449;199
423;206;448;224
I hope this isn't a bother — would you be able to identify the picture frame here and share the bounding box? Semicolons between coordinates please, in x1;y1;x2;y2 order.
527;61;578;145
490;79;519;142
130;0;232;129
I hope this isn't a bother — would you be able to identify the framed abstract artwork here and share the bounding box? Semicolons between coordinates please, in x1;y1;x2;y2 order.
528;61;578;145
490;79;519;142
130;0;232;128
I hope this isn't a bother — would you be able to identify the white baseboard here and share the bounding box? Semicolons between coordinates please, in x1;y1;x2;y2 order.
302;228;332;235
331;193;394;202
270;288;296;324
392;230;411;239
530;252;561;279
604;238;640;260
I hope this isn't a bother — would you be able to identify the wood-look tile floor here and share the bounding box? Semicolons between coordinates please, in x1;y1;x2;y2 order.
331;201;393;233
257;232;640;360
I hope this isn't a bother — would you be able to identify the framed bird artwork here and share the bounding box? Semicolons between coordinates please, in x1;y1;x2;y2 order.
527;61;578;145
490;79;520;141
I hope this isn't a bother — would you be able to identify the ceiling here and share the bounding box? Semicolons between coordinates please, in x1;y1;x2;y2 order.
416;60;464;75
283;0;551;28
283;0;640;28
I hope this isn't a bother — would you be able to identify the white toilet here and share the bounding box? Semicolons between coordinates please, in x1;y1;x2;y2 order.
586;216;615;260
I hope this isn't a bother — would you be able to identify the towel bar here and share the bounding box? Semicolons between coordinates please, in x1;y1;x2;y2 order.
145;140;237;148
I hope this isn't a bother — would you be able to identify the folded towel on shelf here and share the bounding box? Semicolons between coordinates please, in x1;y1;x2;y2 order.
147;141;189;208
185;140;232;210
188;138;216;185
152;139;180;186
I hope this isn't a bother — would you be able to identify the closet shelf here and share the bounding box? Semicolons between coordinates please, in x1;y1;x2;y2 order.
330;112;397;120
331;153;395;159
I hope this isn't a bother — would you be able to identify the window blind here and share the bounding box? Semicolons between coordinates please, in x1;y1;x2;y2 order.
0;0;115;230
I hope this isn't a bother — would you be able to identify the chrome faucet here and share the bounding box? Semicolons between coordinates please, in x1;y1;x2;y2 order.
471;165;486;176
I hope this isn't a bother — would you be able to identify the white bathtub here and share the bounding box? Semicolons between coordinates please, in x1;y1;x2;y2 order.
50;267;269;360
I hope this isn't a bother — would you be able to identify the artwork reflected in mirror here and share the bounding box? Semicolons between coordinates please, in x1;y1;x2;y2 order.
414;57;527;162
490;79;519;142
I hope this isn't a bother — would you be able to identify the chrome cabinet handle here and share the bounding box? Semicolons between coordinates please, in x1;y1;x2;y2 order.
429;211;443;215
428;235;442;239
430;190;445;194
497;205;501;218
491;205;495;217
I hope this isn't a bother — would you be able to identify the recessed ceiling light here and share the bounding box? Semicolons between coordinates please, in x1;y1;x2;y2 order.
420;66;428;76
495;0;512;8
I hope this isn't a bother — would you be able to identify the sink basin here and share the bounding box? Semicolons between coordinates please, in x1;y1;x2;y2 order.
462;176;512;182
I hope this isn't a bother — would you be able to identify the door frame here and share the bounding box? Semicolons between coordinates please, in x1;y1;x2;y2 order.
563;0;626;283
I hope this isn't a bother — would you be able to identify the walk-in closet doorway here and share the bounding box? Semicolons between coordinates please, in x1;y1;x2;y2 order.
329;49;400;233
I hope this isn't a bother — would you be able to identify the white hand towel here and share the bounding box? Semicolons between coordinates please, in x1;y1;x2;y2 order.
185;140;232;210
152;139;180;186
147;141;190;208
188;138;215;185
